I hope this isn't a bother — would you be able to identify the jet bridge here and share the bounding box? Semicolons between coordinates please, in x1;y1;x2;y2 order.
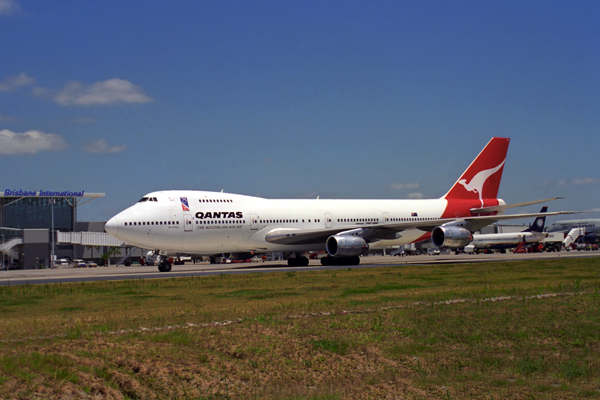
56;231;124;246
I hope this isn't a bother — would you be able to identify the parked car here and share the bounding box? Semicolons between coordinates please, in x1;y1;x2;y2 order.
428;248;441;256
85;261;98;268
72;259;86;268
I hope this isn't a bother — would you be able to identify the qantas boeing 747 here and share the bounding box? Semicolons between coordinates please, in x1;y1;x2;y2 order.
104;137;580;271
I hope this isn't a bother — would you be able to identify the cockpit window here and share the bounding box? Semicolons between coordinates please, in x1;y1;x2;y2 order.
137;197;159;203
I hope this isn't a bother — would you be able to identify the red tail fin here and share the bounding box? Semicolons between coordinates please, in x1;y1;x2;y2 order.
443;137;510;203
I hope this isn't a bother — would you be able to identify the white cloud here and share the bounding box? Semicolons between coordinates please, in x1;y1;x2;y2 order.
556;177;599;187
0;72;35;92
53;78;153;106
0;129;67;155
0;0;20;16
31;86;53;99
572;177;600;186
390;182;420;190
407;192;423;199
82;138;126;154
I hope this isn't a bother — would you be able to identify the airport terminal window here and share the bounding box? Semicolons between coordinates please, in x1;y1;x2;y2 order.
2;197;73;231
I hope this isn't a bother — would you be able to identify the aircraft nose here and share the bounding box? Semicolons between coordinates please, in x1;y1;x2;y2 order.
105;216;119;237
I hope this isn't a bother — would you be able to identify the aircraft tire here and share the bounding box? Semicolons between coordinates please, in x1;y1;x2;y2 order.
288;256;309;267
320;256;333;266
158;260;172;272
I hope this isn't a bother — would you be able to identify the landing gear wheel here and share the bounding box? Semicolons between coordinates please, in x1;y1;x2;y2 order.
158;260;172;272
288;256;309;267
320;256;334;266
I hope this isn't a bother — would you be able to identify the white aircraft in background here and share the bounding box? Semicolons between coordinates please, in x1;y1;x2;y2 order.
105;137;580;272
546;218;600;245
464;206;549;253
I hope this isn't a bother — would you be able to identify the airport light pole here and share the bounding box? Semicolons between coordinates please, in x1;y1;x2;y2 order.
49;198;55;269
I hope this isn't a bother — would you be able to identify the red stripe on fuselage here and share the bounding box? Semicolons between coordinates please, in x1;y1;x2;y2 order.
441;198;500;219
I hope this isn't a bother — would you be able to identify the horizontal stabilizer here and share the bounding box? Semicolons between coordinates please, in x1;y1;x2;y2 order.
470;197;564;214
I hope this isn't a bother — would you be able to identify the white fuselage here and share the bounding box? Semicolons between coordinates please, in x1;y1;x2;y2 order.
105;190;461;255
469;231;547;248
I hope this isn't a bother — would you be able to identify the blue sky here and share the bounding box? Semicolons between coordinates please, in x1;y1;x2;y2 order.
1;0;599;223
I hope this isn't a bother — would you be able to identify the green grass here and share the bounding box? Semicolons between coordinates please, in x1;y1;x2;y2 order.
1;257;600;399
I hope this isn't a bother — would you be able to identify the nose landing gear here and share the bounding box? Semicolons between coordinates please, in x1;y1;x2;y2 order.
158;258;172;272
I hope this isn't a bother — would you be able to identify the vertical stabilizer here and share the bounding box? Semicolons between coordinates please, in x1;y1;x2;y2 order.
524;206;548;233
443;137;510;205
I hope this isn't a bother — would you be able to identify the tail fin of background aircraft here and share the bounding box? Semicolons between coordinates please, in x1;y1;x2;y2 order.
443;137;510;202
524;206;548;232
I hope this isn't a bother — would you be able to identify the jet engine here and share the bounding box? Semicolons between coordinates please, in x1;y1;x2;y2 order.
431;226;472;248
583;233;600;244
326;235;368;257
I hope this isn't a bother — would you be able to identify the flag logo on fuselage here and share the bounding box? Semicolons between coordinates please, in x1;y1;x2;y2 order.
180;197;190;211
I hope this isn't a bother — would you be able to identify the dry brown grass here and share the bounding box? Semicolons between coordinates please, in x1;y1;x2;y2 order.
1;257;600;399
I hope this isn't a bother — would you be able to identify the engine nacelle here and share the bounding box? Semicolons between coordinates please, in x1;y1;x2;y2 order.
431;226;472;248
326;235;368;257
583;233;600;244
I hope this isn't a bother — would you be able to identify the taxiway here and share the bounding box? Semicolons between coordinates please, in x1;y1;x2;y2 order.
1;251;598;286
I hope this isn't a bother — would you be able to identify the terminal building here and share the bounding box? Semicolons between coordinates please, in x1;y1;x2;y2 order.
0;190;133;269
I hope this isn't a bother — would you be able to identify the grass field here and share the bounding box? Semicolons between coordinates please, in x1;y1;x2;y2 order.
1;257;600;399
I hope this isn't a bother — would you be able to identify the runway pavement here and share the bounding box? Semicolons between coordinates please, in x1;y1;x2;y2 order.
1;250;599;286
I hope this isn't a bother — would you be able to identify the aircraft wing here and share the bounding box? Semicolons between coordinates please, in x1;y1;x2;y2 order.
265;227;358;245
264;210;584;246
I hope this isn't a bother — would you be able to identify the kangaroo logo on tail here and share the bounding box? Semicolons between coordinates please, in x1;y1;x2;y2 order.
457;160;505;207
442;137;510;204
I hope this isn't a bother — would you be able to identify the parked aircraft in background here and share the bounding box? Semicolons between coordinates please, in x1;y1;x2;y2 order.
546;218;600;245
105;137;580;272
464;207;549;253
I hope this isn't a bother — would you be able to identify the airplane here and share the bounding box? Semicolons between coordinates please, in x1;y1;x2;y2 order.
104;137;581;272
464;206;549;253
546;218;600;245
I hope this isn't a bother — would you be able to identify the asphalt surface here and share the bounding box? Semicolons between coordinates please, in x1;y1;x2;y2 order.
1;250;599;286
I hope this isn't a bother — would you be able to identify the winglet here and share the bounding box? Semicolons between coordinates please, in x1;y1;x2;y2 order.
443;137;510;203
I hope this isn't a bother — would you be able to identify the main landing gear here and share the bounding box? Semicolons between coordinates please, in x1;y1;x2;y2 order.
287;254;309;267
